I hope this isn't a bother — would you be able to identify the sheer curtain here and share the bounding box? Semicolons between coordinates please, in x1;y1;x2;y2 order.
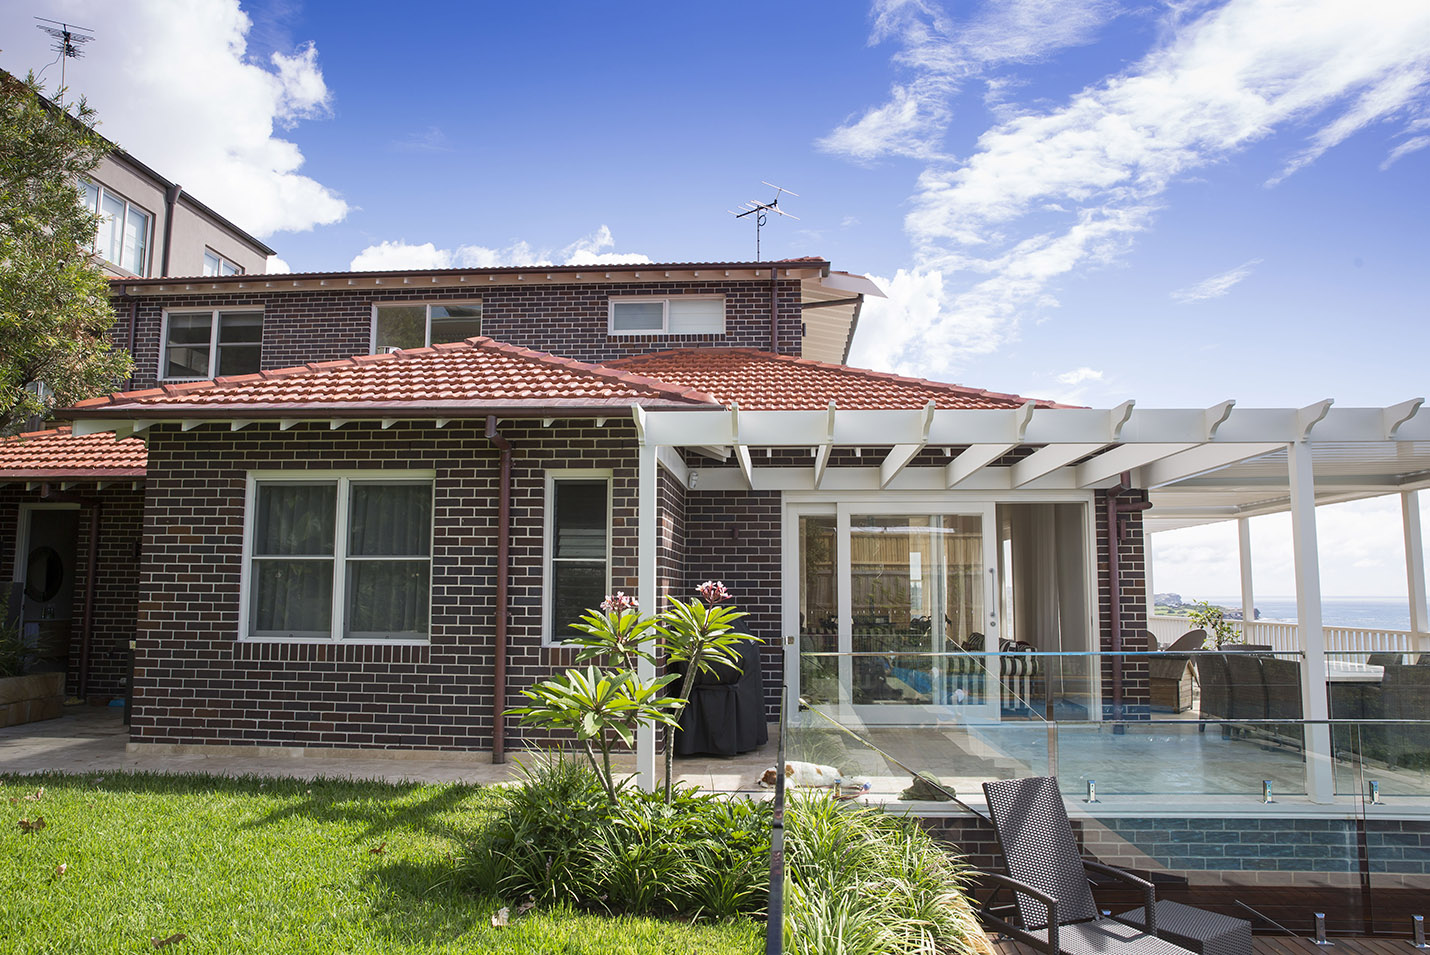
251;484;336;636
346;483;431;638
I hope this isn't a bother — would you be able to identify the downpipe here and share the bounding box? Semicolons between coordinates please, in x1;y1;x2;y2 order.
486;416;513;763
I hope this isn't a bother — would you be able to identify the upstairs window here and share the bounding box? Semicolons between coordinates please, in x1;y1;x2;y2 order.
202;249;244;276
372;302;482;353
81;180;151;276
608;296;724;335
161;310;263;380
545;474;611;643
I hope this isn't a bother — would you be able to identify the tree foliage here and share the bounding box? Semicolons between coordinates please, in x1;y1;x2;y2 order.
0;72;131;435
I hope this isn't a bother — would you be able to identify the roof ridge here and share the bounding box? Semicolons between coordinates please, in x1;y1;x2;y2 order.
611;347;1059;407
3;425;74;441
471;337;720;406
67;336;724;414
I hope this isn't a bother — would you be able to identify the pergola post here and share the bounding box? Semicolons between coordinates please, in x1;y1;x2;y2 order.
636;442;659;791
1404;490;1429;652
1287;441;1333;803
1237;518;1255;641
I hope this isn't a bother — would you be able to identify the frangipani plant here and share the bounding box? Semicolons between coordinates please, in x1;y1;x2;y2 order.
507;664;683;804
655;580;760;801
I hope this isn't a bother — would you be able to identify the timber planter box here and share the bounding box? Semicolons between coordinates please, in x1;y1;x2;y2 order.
0;672;66;728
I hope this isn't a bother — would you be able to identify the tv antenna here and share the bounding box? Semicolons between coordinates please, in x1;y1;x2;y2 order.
35;18;95;98
728;181;799;261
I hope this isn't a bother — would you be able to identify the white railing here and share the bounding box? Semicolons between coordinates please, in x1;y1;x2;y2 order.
1149;614;1426;657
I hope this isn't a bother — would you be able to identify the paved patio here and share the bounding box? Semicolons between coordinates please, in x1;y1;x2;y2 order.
0;706;781;792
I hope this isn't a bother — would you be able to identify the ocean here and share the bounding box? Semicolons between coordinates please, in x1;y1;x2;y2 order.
1201;596;1415;631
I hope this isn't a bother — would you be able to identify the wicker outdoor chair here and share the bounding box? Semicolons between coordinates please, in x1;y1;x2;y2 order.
978;776;1202;955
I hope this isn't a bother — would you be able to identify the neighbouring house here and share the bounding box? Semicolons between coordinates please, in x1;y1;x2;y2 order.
81;145;275;280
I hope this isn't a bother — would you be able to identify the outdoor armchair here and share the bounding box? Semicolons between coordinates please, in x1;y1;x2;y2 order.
977;776;1198;955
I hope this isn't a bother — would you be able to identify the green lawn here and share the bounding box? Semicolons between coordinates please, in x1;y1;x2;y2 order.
0;772;760;955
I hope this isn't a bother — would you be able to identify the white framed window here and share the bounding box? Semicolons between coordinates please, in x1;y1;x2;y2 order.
202;249;244;276
543;471;613;644
80;180;152;275
241;471;436;643
160;309;264;380
371;302;482;353
608;295;725;335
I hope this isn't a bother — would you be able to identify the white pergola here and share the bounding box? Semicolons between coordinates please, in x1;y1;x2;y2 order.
626;398;1430;800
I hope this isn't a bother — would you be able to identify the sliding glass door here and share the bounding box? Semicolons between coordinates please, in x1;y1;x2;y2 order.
794;503;999;725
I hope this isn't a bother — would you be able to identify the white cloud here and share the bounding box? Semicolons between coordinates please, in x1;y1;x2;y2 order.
349;226;649;271
836;0;1430;379
820;0;1116;162
1152;495;1430;600
390;126;451;153
0;0;346;238
1171;258;1262;304
266;255;292;274
1056;366;1103;386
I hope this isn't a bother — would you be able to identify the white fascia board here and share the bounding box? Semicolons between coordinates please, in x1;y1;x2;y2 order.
70;419;125;436
1075;443;1198;487
815;272;885;298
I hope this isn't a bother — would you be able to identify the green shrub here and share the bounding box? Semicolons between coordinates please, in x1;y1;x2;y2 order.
785;791;991;955
466;756;770;922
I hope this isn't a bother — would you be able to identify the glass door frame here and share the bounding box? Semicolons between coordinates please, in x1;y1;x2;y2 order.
785;499;1000;725
783;490;1104;725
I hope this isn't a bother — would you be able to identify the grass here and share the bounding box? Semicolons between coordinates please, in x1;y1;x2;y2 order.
0;771;760;955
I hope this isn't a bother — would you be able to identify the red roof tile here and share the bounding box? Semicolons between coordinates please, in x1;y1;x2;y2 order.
68;337;721;417
0;427;147;478
608;349;1061;411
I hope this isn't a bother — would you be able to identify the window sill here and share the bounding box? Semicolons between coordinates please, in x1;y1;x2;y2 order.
239;637;431;647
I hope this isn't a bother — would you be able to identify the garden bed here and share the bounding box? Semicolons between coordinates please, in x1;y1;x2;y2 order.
0;672;65;728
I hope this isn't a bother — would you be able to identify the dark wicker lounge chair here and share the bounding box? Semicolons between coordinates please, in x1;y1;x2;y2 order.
978;776;1203;955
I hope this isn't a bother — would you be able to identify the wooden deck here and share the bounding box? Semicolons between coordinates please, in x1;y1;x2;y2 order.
993;933;1418;955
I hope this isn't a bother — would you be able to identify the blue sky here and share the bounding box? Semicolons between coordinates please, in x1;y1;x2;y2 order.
4;0;1428;601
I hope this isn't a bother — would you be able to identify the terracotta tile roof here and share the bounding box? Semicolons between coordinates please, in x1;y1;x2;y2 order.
67;337;721;417
608;348;1061;411
0;427;147;478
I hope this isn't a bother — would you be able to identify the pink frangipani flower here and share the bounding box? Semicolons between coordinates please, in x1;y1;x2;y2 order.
696;580;731;603
600;592;638;613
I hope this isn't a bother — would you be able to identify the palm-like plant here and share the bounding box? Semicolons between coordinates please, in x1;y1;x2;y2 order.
508;665;683;803
655;583;760;801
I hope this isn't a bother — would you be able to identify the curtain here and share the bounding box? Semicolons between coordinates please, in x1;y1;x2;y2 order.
251;483;337;635
346;483;431;637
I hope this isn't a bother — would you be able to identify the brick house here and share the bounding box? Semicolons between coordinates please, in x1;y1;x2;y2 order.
4;257;1163;765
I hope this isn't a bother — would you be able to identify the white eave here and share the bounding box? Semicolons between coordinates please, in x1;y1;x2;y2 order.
801;271;885;365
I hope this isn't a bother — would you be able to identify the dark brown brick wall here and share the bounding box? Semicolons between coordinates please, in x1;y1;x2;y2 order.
67;488;144;700
133;418;649;750
112;279;804;391
682;490;784;715
1096;487;1151;717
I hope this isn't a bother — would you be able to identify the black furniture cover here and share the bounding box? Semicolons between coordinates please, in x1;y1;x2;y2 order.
672;638;769;757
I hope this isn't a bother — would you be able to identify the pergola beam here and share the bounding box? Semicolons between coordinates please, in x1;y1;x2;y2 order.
1137;443;1283;487
946;444;1013;488
879;401;934;489
1010;443;1105;488
1075;443;1196;487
